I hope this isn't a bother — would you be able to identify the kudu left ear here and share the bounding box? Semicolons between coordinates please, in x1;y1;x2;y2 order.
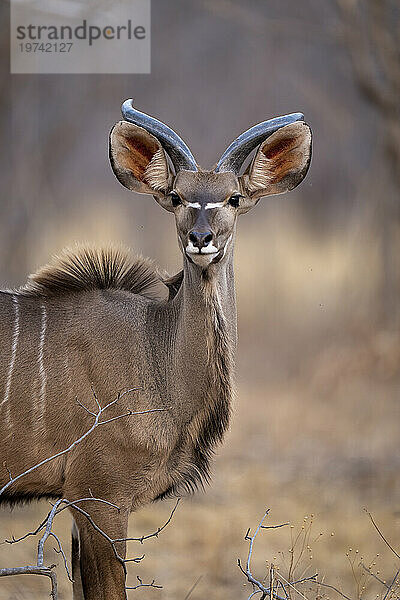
109;121;172;197
241;122;312;202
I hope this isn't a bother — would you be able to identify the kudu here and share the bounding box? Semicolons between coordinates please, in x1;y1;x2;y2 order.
0;100;311;599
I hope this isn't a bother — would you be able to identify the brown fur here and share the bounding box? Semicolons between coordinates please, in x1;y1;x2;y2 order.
163;269;184;300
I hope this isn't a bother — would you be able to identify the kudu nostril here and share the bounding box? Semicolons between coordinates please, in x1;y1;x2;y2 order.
189;230;213;249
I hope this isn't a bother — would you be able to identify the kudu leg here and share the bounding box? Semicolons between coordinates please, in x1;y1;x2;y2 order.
70;505;130;600
71;520;84;600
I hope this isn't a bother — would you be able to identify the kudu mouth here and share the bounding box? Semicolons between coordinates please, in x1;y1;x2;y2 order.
186;250;219;267
185;242;219;267
185;233;233;268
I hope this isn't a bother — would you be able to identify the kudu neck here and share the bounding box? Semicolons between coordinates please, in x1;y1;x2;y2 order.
178;240;237;351
181;244;236;325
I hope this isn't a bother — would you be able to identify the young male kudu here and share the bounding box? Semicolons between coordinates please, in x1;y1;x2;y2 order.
0;100;312;599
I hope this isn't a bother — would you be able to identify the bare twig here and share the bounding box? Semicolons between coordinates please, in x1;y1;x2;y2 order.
0;388;163;498
360;562;389;589
115;498;180;544
238;510;289;600
312;579;353;600
0;388;170;598
50;531;72;581
275;571;317;600
126;575;162;591
1;494;180;598
382;567;400;600
364;508;400;560
183;575;203;600
0;565;58;599
0;498;63;598
238;510;363;600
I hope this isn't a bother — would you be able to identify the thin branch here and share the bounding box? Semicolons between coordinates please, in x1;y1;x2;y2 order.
0;387;169;597
65;502;126;566
183;575;203;600
0;388;160;498
50;532;73;582
239;510;361;600
275;571;317;600
67;498;180;567
248;592;263;600
277;579;289;600
0;565;58;599
360;561;389;588
365;508;400;560
5;497;120;546
310;579;353;600
115;499;180;543
126;575;162;591
238;510;288;600
262;523;289;530
2;494;178;592
37;500;64;567
99;407;169;426
383;567;400;600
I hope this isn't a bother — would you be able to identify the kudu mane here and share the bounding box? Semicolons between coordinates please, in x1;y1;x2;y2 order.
13;245;174;300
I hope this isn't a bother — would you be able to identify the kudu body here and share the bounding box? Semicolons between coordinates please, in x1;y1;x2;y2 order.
0;101;311;599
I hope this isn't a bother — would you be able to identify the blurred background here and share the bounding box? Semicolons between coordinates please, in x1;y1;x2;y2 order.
0;0;400;598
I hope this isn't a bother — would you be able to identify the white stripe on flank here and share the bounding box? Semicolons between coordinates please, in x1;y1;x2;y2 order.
38;303;47;420
1;295;20;427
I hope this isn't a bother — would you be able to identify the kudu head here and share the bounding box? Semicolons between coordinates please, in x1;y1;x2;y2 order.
109;100;312;268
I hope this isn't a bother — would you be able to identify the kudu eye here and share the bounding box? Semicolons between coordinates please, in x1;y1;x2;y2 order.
169;191;182;207
228;193;243;208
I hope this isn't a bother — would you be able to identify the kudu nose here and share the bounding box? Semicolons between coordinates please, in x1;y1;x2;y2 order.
189;230;213;250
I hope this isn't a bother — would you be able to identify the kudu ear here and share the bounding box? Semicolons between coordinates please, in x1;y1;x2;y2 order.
109;121;172;199
240;122;312;205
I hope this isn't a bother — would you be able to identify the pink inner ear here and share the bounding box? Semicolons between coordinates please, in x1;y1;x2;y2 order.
117;130;159;181
260;133;306;185
261;135;297;160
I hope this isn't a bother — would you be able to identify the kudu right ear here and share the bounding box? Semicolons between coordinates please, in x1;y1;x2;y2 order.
109;121;172;197
215;113;311;212
241;122;312;201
